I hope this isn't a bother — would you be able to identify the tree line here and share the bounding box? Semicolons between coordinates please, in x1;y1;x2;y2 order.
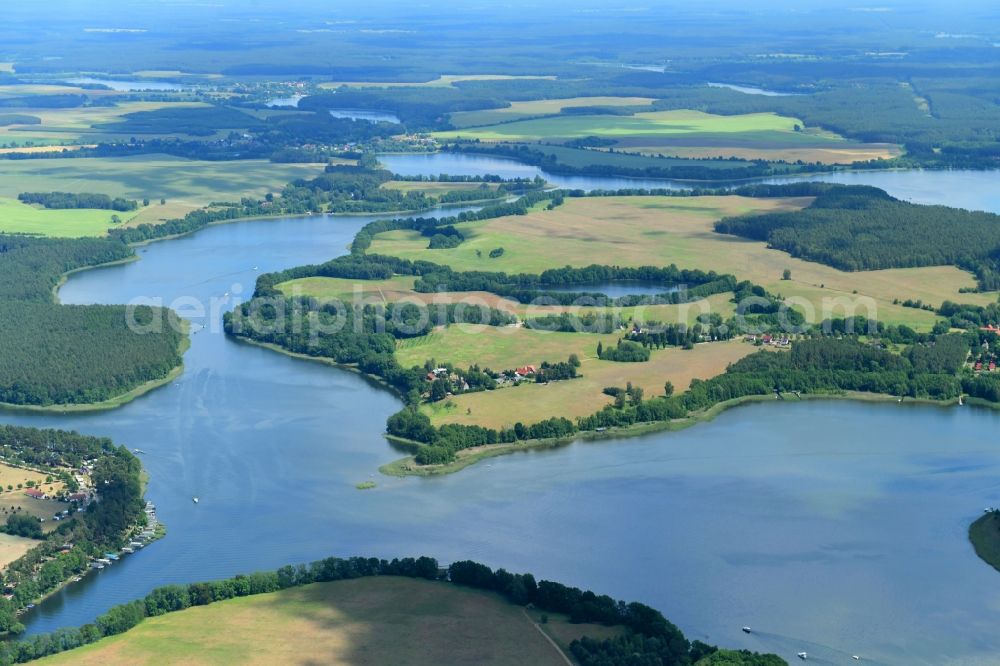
0;426;145;634
0;235;185;407
0;554;782;665
715;185;1000;290
18;192;137;212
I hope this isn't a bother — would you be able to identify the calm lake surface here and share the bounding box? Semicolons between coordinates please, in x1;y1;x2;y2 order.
378;153;690;191
329;109;400;123
65;77;188;91
3;160;1000;664
707;82;800;96
266;95;304;108
544;281;678;298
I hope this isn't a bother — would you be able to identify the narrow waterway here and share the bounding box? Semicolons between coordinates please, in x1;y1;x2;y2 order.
3;160;1000;665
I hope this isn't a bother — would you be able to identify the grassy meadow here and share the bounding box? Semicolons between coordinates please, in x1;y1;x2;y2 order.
0;533;38;570
0;156;330;229
449;96;657;128
37;577;585;666
435;109;809;141
278;275;736;325
368;195;991;327
436;108;898;164
421;339;760;429
0;197;138;237
0;101;208;147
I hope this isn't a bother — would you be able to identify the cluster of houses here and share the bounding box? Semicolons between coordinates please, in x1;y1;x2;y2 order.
22;488;90;504
972;330;999;373
496;365;537;387
425;367;471;392
744;334;791;347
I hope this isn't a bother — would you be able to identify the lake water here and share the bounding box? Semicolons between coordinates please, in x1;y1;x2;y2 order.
381;153;1000;214
3;162;1000;664
65;77;188;92
266;95;304;108
707;82;801;96
329;109;400;123
378;153;690;191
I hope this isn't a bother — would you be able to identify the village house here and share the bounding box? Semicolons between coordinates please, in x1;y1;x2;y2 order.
24;488;48;500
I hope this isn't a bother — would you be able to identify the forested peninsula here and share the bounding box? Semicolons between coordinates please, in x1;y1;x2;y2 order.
0;235;185;409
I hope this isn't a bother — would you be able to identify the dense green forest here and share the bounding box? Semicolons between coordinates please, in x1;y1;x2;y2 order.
298;75;1000;167
0;554;782;665
0;426;145;634
0;236;184;406
17;192;138;212
715;186;1000;290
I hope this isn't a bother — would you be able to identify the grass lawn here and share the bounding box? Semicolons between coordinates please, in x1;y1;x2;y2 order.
0;155;330;224
368;195;987;328
278;276;736;326
0;533;38;570
0;462;57;493
422;339;760;429
398;326;620;372
38;577;579;666
970;512;1000;573
0;197;138;237
0;495;65;534
450;96;657;128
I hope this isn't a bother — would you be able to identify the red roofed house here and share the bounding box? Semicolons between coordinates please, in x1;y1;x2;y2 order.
24;489;47;500
68;493;89;503
515;365;537;377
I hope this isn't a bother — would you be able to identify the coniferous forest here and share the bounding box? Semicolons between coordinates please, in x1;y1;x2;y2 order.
0;235;184;406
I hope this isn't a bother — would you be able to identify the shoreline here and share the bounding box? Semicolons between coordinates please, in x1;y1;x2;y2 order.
0;327;190;415
379;389;971;477
969;512;1000;574
228;336;408;401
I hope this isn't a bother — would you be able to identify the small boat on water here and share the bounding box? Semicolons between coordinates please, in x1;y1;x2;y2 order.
741;626;751;634
192;496;199;504
133;448;145;454
121;547;134;554
72;576;82;582
797;653;808;660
